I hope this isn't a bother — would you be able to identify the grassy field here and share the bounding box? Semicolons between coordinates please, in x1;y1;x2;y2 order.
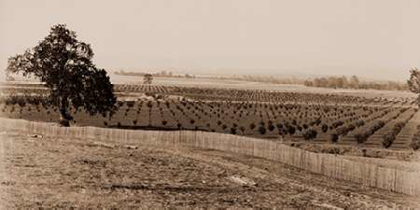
1;130;419;209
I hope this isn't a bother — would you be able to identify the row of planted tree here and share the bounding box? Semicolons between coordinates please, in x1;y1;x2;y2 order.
2;83;413;106
1;91;418;150
113;84;414;106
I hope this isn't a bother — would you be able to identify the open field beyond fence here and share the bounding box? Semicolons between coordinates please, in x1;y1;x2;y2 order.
1;117;419;197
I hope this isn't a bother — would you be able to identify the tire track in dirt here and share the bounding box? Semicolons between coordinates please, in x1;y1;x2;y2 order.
153;146;420;209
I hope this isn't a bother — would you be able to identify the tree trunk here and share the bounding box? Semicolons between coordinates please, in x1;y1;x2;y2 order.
59;97;73;127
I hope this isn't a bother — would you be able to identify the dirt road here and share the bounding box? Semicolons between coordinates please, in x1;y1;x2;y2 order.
0;130;419;209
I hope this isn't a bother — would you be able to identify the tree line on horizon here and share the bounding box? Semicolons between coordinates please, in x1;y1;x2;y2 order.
217;75;408;91
303;75;408;91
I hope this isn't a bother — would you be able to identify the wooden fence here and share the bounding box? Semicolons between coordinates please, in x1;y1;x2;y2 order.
1;117;419;196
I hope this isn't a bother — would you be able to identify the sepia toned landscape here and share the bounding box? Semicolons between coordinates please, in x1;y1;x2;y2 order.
1;0;420;209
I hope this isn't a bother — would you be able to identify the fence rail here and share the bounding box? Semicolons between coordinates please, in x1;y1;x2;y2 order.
1;117;419;196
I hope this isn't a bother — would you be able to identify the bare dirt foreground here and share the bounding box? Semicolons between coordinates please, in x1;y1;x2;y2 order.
0;131;419;210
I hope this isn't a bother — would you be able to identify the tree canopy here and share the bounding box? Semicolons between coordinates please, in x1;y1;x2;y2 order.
408;68;420;106
6;24;117;126
143;73;153;84
408;68;420;93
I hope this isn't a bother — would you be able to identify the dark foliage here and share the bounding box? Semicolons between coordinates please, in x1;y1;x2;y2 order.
382;122;405;148
6;24;116;126
258;126;266;135
144;73;153;84
408;68;420;107
330;133;339;143
355;120;385;144
303;129;317;140
322;124;329;133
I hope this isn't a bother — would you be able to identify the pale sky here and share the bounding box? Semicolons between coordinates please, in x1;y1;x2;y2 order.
1;0;420;81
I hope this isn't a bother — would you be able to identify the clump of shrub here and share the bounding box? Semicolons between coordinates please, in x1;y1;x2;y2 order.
303;129;317;140
330;133;339;143
146;101;153;108
285;124;296;135
230;127;237;134
249;123;256;130
411;139;420;151
258;126;266;135
321;147;341;154
382;122;405;148
331;120;344;129
126;101;135;108
268;123;275;132
355;133;368;144
336;123;356;136
411;125;420;150
321;124;329;133
355;120;385;144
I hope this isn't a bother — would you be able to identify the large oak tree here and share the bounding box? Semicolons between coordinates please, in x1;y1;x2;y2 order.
6;24;117;126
